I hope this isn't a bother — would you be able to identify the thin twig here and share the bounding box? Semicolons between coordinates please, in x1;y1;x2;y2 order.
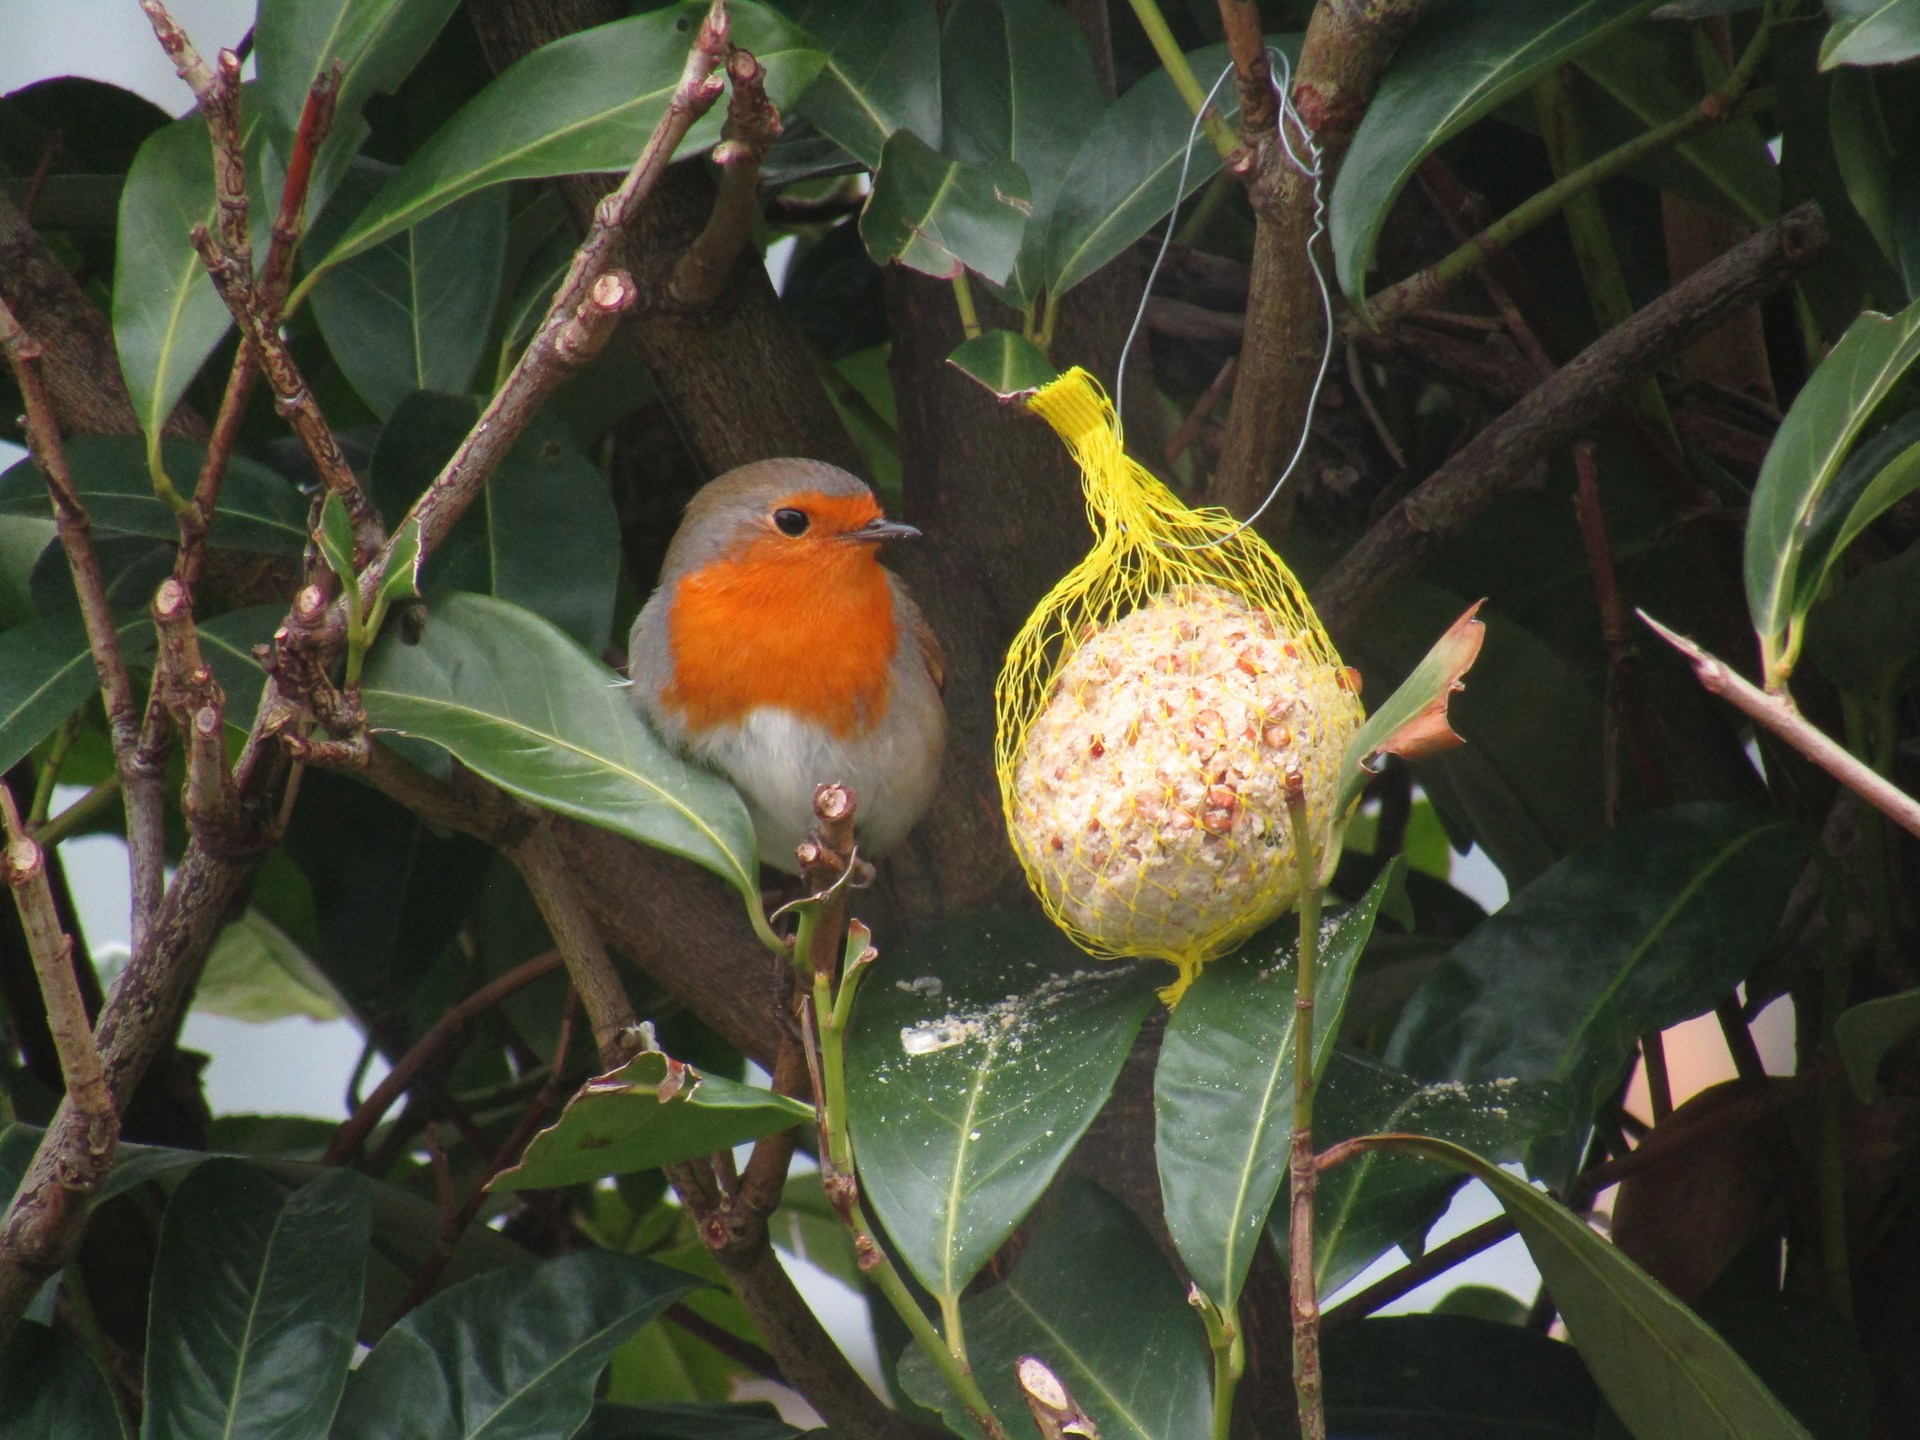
1640;612;1920;840
670;45;780;307
323;949;564;1167
509;819;641;1067
1283;775;1325;1440
1321;1216;1516;1333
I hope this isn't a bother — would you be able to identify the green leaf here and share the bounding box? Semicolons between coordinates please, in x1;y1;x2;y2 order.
1574;27;1779;224
360;592;762;906
1835;986;1920;1100
380;515;423;611
1822;0;1920;69
195;910;347;1023
1361;1135;1813;1440
1331;0;1659;308
493;1051;813;1190
0;615;143;777
1806;536;1920;697
844;911;1157;1303
255;0;461;136
1338;601;1485;820
369;393;621;652
790;0;942;168
0;438;309;554
310;183;509;417
318;492;356;585
580;1402;800;1439
1288;1050;1563;1294
1046;43;1239;299
199;606;282;733
1387;804;1809;1184
1154;867;1392;1309
940;0;1107;307
113;106;265;458
1744;296;1920;682
859;128;1029;284
0;1320;131;1440
945;329;1058;397
143;1160;371;1440
305;3;823;279
898;1179;1211;1440
1324;1315;1606;1438
330;1250;700;1440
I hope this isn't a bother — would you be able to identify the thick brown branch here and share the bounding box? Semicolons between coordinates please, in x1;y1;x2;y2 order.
1313;202;1827;637
1641;613;1920;840
508;818;641;1068
670;45;781;307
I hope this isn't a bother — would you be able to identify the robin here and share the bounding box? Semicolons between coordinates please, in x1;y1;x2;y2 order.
628;459;947;873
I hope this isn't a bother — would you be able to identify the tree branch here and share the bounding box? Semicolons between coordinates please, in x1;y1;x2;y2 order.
507;818;642;1067
1640;613;1920;840
670;45;780;307
1312;201;1827;638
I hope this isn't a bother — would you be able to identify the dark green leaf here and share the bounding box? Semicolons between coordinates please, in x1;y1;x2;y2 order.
790;0;942;167
1744;296;1920;682
303;3;823;278
331;1250;699;1440
1046;43;1239;299
369;392;620;651
360;592;763;909
940;0;1106;307
144;1160;371;1440
1289;1049;1562;1294
113;107;265;458
1822;0;1920;70
0;438;309;554
1365;1135;1813;1440
945;329;1058;397
578;1401;799;1440
0;615;148;777
860;128;1029;284
194;911;346;1023
199;606;282;732
1387;804;1809;1184
1331;0;1659;309
0;1320;130;1440
493;1051;812;1190
1324;1315;1604;1438
1806;537;1920;697
1154;867;1392;1308
845;911;1157;1303
255;0;461;137
310;185;509;417
1835;986;1920;1100
898;1180;1211;1440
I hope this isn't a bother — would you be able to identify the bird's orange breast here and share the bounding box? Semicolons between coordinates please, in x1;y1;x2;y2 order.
661;536;899;738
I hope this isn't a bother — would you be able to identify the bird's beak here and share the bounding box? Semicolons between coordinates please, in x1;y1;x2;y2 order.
843;516;921;544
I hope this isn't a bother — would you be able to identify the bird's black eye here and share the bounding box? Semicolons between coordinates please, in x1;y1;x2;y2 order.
773;507;810;536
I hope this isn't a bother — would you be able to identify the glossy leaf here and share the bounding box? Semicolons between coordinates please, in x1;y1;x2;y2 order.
1338;601;1487;818
1835;986;1920;1100
493;1051;812;1190
845;911;1157;1302
1822;0;1920;69
194;911;347;1023
0;615;148;777
0;438;309;553
360;592;761;904
1744;296;1920;682
143;1160;371;1440
1331;0;1659;308
306;3;822;278
310;184;509;417
1046;43;1238;299
1324;1315;1606;1438
199;606;282;732
941;0;1106;307
0;1321;131;1440
1387;804;1809;1183
1365;1135;1813;1440
1155;867;1393;1309
1288;1050;1562;1294
331;1250;699;1440
860;128;1029;284
318;492;355;586
578;1402;800;1439
113;107;263;459
255;0;461;136
946;328;1058;397
898;1180;1210;1440
790;0;942;167
369;393;621;652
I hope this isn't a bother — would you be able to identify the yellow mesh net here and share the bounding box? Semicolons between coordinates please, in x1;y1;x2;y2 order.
995;368;1366;1004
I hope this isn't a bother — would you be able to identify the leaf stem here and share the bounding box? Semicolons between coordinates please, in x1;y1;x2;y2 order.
34;774;123;850
1124;0;1237;158
1196;1290;1244;1440
1368;9;1775;326
1285;778;1327;1440
951;272;983;341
